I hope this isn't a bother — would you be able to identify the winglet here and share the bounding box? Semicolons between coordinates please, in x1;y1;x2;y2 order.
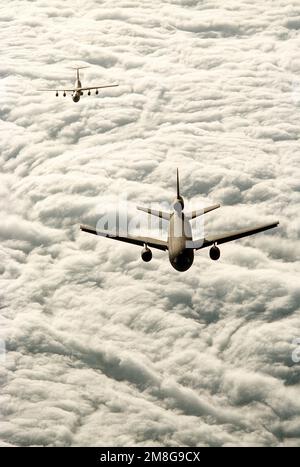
177;168;180;199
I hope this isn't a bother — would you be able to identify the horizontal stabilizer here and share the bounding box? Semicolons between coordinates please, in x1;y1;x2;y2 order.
185;204;220;220
137;206;171;221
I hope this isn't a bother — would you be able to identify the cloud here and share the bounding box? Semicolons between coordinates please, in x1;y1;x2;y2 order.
0;0;299;447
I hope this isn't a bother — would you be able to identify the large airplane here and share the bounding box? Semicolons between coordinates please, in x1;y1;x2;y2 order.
80;170;279;272
38;66;118;102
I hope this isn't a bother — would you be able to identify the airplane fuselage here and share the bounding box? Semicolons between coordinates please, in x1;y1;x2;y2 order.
168;208;194;272
72;78;82;102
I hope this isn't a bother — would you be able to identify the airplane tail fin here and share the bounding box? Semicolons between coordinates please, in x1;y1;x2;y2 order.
137;206;171;221
175;168;185;209
71;66;89;79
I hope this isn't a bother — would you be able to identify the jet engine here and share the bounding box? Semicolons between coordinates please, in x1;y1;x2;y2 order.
141;246;152;262
209;245;220;261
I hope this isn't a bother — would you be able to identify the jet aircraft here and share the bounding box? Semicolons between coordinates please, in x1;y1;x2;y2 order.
39;66;118;102
80;170;279;271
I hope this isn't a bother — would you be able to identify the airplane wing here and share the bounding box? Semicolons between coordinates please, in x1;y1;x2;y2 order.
38;85;118;92
193;221;279;250
37;89;76;92
78;85;119;91
80;224;168;251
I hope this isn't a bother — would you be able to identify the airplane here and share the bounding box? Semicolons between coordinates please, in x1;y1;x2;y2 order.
38;66;118;102
80;170;279;272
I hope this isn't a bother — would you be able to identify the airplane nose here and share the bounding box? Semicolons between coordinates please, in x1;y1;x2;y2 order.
176;256;190;265
173;252;193;271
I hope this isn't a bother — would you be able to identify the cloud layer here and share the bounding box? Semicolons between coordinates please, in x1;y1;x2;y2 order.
0;0;300;447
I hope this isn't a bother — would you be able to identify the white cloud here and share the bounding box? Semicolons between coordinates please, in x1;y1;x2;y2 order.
0;0;299;447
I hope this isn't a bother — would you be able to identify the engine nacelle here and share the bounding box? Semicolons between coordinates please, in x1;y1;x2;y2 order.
141;247;152;262
209;245;220;261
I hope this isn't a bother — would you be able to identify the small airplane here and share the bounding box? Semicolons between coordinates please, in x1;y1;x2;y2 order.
80;170;279;272
38;66;118;102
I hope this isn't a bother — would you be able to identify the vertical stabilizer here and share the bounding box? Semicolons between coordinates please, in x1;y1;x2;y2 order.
174;168;184;209
72;66;89;81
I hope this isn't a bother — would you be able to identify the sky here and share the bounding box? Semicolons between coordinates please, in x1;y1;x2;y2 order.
0;0;300;447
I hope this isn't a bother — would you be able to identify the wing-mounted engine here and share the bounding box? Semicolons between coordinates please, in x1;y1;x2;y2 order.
209;245;220;260
141;246;152;262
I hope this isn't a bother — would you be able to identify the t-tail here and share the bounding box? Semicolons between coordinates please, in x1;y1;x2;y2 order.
72;66;89;82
